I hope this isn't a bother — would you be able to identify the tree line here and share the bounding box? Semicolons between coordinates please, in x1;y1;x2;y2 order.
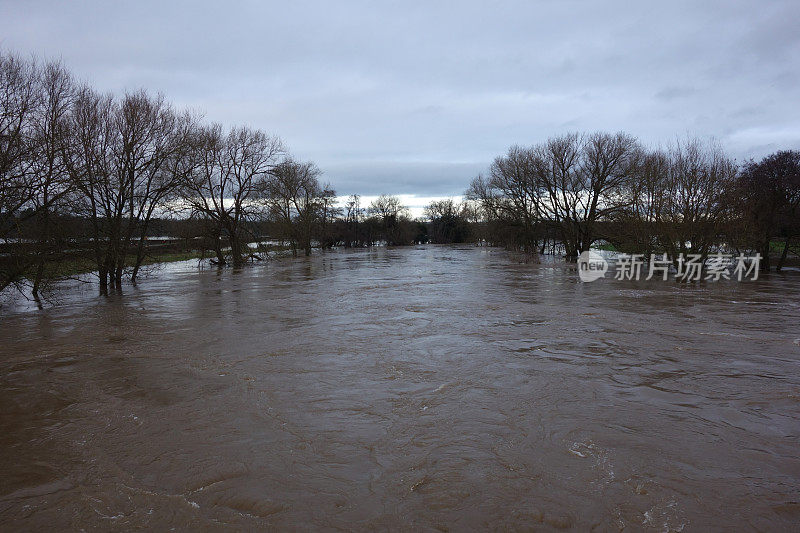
0;53;424;298
2;52;799;300
465;133;800;270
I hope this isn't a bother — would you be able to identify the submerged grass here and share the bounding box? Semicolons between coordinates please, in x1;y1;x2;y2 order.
36;250;207;279
35;243;297;280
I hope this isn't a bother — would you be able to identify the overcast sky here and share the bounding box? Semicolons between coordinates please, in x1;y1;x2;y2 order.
1;0;798;201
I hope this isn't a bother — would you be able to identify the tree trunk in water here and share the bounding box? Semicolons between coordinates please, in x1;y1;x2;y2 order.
213;236;225;265
31;259;45;299
32;209;51;298
131;236;148;283
114;263;123;287
776;236;791;272
564;240;579;261
760;241;771;272
98;268;108;296
230;236;243;268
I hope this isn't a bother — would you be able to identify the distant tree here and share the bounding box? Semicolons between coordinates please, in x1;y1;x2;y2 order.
368;194;414;245
412;220;429;244
459;198;486;244
368;194;405;222
425;198;471;243
317;182;340;249
264;159;334;256
341;194;365;247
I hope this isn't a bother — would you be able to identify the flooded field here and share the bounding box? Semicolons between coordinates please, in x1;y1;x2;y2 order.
1;246;799;531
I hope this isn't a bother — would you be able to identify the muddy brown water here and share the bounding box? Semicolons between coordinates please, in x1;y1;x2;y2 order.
1;246;799;531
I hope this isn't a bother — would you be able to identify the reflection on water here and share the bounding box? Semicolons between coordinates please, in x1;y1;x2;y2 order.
1;246;799;530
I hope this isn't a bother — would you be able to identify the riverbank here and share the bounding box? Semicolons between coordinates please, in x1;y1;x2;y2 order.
0;241;296;288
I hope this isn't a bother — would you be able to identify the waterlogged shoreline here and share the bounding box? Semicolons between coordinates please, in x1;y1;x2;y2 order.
1;246;799;530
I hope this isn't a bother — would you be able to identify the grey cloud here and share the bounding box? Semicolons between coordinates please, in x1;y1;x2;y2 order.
655;87;699;101
1;0;798;196
322;161;486;196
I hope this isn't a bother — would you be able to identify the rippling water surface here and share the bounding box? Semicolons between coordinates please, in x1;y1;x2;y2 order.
1;246;799;531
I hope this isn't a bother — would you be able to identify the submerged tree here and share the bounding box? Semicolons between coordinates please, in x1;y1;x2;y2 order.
608;148;670;256
368;194;416;245
466;145;541;253
341;193;365;247
425;198;471;244
181;125;283;267
467;132;639;257
62;88;190;293
0;53;40;293
735;150;800;271
27;61;76;297
535;132;639;257
112;90;189;284
264;158;335;256
61;87;114;294
654;138;737;263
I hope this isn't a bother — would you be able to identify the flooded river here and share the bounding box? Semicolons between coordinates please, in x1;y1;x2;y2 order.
1;246;799;531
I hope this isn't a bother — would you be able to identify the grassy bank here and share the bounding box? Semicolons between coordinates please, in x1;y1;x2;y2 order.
37;242;298;280
591;240;798;255
33;250;208;280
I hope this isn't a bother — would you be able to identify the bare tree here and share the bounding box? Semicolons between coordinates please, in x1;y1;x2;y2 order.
124;103;197;283
61;88;188;292
466;145;541;252
368;194;414;245
535;132;638;257
469;132;640;258
342;194;364;247
610;148;670;256
27;61;76;296
0;53;40;293
264;159;332;256
181;125;283;267
368;194;405;221
735;150;800;271
61;86;117;294
425;198;471;243
654;137;736;263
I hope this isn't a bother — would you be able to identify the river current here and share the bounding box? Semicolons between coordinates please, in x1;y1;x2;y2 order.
1;246;799;530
